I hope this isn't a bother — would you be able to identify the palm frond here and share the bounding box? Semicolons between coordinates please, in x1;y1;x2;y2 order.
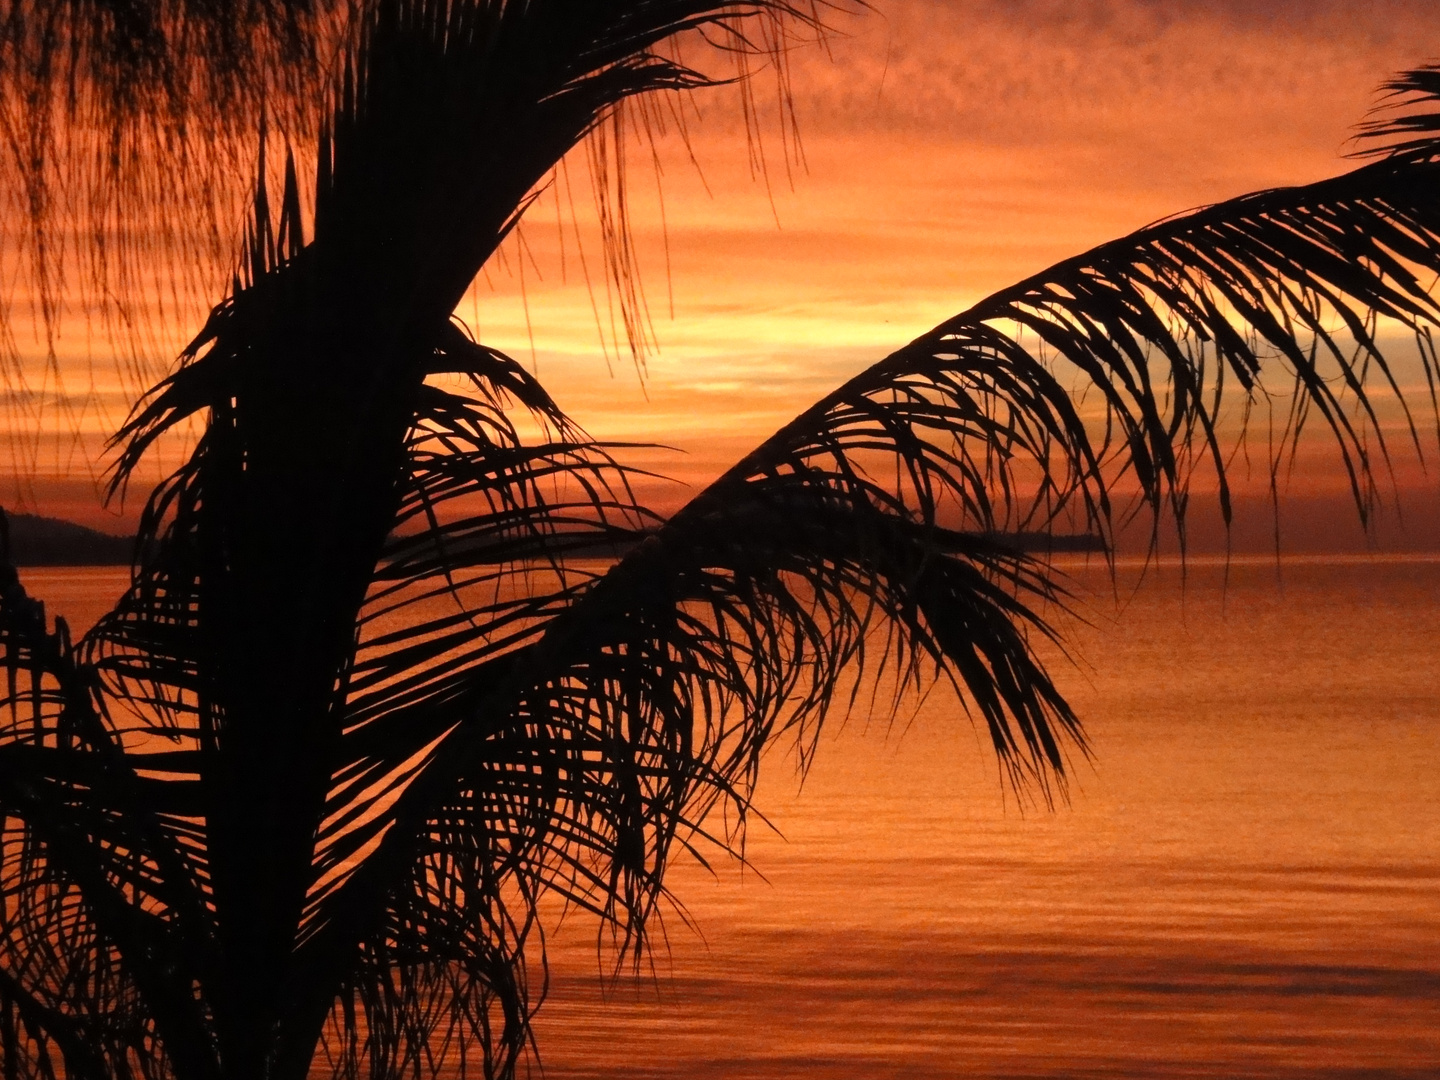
1355;62;1440;159
0;514;222;1080
295;135;1440;1007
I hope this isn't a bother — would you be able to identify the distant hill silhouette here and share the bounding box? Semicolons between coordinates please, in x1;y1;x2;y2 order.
390;528;1108;563
4;513;130;565
985;531;1107;554
2;516;1100;569
389;528;1107;563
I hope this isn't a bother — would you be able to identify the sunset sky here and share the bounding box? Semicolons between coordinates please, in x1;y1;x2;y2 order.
2;9;1437;1074
15;0;1440;549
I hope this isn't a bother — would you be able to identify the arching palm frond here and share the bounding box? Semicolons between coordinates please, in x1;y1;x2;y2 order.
1356;61;1440;160
266;124;1440;1080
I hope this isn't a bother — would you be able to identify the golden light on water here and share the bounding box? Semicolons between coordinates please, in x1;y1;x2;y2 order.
25;557;1440;1077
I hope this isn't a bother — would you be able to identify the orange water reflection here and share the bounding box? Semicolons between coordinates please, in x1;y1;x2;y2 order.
533;556;1440;1079
20;558;1440;1077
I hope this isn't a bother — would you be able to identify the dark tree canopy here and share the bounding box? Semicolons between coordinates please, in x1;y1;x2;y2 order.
0;4;1438;1079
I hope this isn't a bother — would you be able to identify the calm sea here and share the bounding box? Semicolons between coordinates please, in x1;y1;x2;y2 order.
23;557;1440;1079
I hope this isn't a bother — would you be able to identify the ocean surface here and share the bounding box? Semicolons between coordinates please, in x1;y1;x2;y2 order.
23;557;1440;1079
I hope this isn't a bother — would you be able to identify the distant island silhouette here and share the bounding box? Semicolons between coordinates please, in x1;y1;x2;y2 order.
4;513;130;565
391;529;1108;563
5;515;1104;568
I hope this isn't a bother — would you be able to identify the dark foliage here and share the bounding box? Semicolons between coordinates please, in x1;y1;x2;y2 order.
0;4;1438;1080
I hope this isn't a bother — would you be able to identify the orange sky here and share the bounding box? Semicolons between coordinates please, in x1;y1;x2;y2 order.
11;0;1440;550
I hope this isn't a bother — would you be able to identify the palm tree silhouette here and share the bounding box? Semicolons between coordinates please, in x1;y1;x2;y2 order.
1;3;1439;1078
